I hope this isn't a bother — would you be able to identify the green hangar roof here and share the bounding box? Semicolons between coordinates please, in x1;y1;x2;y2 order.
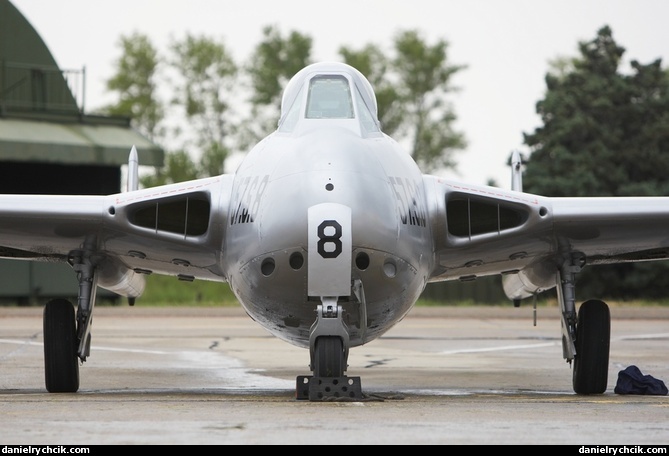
0;117;163;166
0;0;164;167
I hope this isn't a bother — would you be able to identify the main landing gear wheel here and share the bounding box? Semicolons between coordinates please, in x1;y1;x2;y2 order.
573;299;610;395
43;299;80;393
314;336;345;378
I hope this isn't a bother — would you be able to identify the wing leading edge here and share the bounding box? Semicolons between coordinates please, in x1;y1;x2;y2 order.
424;175;669;300
0;174;234;297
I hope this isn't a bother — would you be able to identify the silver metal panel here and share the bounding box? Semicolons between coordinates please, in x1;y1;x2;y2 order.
307;203;351;297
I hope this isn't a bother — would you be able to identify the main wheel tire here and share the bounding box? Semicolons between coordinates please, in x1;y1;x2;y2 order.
313;336;345;378
44;299;80;393
573;299;610;394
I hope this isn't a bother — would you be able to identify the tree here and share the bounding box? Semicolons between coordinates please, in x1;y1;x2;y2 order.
169;33;238;177
338;30;466;173
105;27;467;186
392;30;467;173
103;32;164;142
238;25;313;150
105;32;238;186
139;149;199;188
339;44;404;137
524;25;669;197
523;25;669;299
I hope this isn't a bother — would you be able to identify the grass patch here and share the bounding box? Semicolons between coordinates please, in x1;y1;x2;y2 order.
124;275;240;307
61;275;669;308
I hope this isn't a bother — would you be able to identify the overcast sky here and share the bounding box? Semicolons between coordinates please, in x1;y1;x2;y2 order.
10;0;669;188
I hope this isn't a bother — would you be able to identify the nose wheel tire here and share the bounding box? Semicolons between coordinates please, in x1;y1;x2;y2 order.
313;336;345;378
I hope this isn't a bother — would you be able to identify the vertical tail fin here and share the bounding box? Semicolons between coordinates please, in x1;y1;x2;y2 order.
511;150;523;192
127;145;139;192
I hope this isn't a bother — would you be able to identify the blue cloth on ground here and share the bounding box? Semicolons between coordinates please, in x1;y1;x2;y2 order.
614;365;668;395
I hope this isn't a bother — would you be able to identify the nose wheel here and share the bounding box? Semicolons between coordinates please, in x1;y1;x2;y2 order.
296;301;363;401
313;336;345;378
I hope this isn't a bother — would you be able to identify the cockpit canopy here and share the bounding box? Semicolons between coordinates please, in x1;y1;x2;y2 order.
278;62;380;134
306;75;354;119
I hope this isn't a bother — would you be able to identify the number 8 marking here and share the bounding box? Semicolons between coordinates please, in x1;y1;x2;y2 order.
317;220;342;258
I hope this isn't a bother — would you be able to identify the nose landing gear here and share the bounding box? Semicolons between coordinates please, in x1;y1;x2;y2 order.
296;299;363;401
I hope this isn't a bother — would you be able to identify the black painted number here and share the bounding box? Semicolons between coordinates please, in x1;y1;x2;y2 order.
317;220;342;258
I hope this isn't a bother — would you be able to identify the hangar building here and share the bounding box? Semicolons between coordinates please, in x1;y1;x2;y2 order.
0;0;164;303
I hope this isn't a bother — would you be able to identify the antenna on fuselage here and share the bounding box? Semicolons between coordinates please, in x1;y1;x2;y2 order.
510;150;523;192
127;145;139;192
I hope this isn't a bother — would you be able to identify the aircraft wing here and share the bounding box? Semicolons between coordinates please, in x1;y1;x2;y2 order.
424;175;669;299
0;174;234;296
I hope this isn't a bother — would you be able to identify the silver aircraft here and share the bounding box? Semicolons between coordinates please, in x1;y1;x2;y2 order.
1;61;667;400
